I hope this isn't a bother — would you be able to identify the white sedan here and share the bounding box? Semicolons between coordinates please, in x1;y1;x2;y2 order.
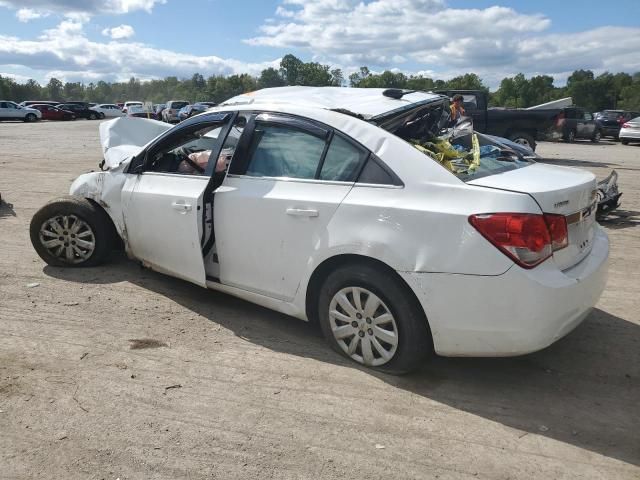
619;116;640;145
91;104;125;118
29;87;608;373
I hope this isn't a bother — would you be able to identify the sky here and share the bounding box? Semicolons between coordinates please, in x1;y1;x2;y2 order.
0;0;639;89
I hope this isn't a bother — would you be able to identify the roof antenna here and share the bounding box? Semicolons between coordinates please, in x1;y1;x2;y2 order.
382;89;416;99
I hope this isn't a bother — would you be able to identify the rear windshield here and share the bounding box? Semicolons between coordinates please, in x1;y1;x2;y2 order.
172;101;189;109
410;131;533;182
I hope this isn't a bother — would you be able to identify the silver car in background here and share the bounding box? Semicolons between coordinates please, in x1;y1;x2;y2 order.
619;117;640;145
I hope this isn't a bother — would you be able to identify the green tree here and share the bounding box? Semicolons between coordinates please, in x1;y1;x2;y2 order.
280;54;304;85
258;67;285;88
46;77;64;101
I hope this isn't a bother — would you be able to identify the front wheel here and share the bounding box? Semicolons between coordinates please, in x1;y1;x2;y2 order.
508;132;536;151
30;197;115;267
317;264;432;374
621;139;629;145
88;112;98;120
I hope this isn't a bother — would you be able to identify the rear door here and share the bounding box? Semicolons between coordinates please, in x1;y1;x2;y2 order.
214;112;368;300
121;113;234;286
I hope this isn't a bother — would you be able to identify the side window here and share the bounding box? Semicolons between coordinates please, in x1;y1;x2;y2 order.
319;134;368;182
462;94;478;112
244;123;326;179
146;120;230;175
584;112;593;121
357;156;402;186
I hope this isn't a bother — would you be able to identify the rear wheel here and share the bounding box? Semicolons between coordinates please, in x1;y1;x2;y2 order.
30;196;115;267
565;129;576;143
508;132;536;151
621;139;629;145
591;130;601;143
88;112;98;120
317;263;432;374
24;113;37;122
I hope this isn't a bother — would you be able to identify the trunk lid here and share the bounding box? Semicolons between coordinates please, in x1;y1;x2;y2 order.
469;163;597;270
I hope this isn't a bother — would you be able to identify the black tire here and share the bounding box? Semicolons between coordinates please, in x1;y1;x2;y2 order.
30;196;115;267
591;130;601;143
621;139;629;145
88;112;98;120
565;129;576;143
508;131;536;151
317;263;432;374
24;113;37;122
99;112;105;119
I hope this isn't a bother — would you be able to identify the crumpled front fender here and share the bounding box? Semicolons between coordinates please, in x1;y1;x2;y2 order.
69;170;129;248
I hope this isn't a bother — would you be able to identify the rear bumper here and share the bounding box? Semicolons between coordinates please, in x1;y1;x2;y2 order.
400;226;609;357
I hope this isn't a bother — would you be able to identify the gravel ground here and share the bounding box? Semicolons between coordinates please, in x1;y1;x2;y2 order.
1;120;639;479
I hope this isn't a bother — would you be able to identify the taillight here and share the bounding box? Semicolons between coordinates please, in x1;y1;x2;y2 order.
622;122;630;128
543;213;568;251
469;213;567;269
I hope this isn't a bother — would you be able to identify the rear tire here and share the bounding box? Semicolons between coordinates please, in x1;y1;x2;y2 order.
89;112;98;120
317;263;432;374
591;130;601;143
621;139;629;145
565;129;576;143
24;113;37;122
508;132;536;151
30;196;115;267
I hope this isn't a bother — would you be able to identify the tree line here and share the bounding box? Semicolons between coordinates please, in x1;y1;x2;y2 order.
1;54;639;112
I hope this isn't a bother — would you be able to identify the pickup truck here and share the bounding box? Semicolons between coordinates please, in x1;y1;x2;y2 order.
437;90;563;151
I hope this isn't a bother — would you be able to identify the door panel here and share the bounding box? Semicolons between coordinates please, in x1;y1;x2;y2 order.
214;176;352;300
122;173;209;286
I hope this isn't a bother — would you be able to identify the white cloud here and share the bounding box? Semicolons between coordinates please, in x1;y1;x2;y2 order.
0;19;280;83
102;24;135;40
16;8;49;22
247;0;639;84
0;0;165;22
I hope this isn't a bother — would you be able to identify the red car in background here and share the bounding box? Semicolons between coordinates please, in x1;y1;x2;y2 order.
30;104;76;121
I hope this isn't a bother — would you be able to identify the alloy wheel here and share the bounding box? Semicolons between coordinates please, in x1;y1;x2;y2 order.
39;215;96;264
328;287;399;367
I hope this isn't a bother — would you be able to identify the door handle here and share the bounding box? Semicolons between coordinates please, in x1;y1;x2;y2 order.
286;208;319;217
172;201;192;213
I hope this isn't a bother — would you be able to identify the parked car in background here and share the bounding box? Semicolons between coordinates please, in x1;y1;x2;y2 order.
177;103;210;122
436;89;564;151
91;104;125;118
594;110;640;139
558;107;600;142
29;104;76;121
126;105;151;118
162;100;189;123
29;86;610;373
153;104;166;120
19;100;61;108
57;103;103;120
0;101;41;122
123;101;143;113
619;117;640;145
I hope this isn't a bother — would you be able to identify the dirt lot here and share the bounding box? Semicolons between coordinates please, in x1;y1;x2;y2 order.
1;120;639;479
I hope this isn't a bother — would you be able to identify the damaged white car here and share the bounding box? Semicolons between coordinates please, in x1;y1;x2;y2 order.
30;87;609;373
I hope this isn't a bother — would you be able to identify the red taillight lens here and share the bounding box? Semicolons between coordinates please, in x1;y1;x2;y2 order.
469;213;567;269
622;122;630;128
543;213;568;251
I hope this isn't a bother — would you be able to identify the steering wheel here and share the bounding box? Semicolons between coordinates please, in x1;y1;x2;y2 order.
176;146;206;174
